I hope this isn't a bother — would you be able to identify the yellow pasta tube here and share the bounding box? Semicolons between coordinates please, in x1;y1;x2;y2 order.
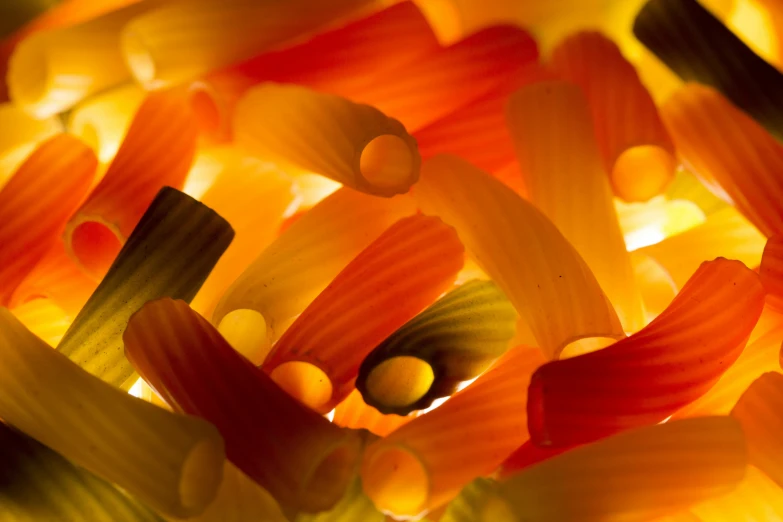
0;103;61;187
332;389;417;437
234;83;420;197
213;188;415;344
616;195;706;251
67;83;145;163
0;308;225;518
7;1;156;117
630;252;677;322
639;206;766;288
11;298;71;347
121;0;375;88
413;154;624;359
189;156;296;323
507;80;644;333
691;465;783;522
360;347;545;517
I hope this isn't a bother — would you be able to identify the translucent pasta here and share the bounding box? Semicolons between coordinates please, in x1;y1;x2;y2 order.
0;421;164;522
356;280;517;415
507;80;644;333
331;389;416;437
296;477;385;522
57;187;234;389
0;134;96;305
123;298;364;518
234;83;420;197
213;188;415;343
635;0;783;142
760;235;783;310
690;465;783;522
0;308;225;518
662;83;783;237
550;31;677;202
360;347;545;518
7;1;154;117
64;90;198;279
630;252;677;322
263;214;464;413
121;0;375;88
413;154;624;360
0;103;61;185
527;258;764;446
11;298;71;347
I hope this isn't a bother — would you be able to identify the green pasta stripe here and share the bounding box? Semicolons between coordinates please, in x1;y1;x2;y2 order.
356;280;517;415
439;478;502;522
0;422;163;522
634;0;783;142
57;186;234;388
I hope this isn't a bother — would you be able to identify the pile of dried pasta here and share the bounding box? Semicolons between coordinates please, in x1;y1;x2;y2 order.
2;0;783;520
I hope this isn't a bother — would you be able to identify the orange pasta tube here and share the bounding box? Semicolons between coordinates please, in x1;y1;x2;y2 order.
414;154;624;360
332;389;416;437
0;103;61;187
492;417;747;522
234;83;420;197
550;31;676;202
616;195;706;252
507;80;644;333
124;298;364;518
630;252;677;322
0;134;96;305
361;347;545;518
191;1;440;141
189;157;296;323
639;206;766;288
10;298;71;348
121;0;375;88
213;188;415;344
662;83;783;237
528;258;764;446
760;234;783;310
263;214;464;413
64;90;198;280
690;465;783;521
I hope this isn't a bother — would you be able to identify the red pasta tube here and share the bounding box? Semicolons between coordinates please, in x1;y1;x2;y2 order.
124;298;364;518
0;134;96;305
262;214;464;413
760;234;783;310
528;257;765;447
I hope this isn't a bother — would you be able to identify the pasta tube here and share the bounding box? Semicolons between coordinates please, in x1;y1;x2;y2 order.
360;347;545;517
0;103;61;187
414;154;624;360
234;83;420;198
332;389;416;437
0;308;225;518
761;235;783;310
11;298;71;347
0;421;164;522
528;258;764;446
635;0;783;142
64;90;198;279
124;298;364;518
630;252;677;322
507;80;644;333
57;187;234;389
691;465;783;521
0;134;96;305
121;0;375;88
263;214;464;413
296;477;385;522
356;280;517;415
213;188;415;343
662;83;783;237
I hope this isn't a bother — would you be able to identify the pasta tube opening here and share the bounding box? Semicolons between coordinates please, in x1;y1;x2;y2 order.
359;134;417;190
613;145;678;202
362;445;429;517
180;438;228;511
216;308;271;365
68;217;123;278
364;356;435;409
269;361;334;411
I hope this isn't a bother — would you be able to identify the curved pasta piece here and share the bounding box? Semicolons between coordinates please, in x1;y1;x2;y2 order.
296;477;385;522
413;154;624;360
0;103;61;186
123;298;364;518
191;1;439;141
356;280;516;415
507;80;644;333
630;252;678;322
0;421;163;522
528;258;765;447
492;417;746;522
0;308;225;518
639;206;765;288
212;188;415;343
760;235;783;311
11;298;71;347
360;347;545;518
634;0;783;142
662;84;783;237
263;214;464;413
331;389;416;437
497;441;573;479
234;83;420;197
691;465;783;522
438;477;509;522
57;187;234;389
0;134;97;305
7;1;155;117
550;31;676;202
732;372;783;490
121;0;374;88
68;84;145;163
189;158;296;323
64;90;198;279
